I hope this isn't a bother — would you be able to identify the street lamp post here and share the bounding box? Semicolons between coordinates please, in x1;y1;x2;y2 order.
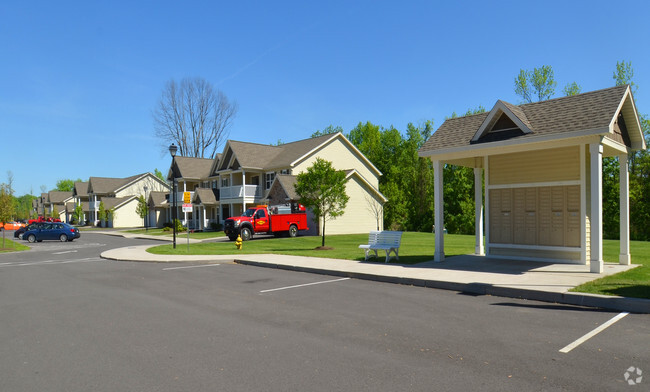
169;143;178;249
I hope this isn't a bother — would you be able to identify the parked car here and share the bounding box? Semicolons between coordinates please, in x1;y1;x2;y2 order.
22;222;80;243
14;222;45;239
1;221;26;231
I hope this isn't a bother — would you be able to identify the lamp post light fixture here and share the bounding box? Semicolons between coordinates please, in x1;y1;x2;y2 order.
169;143;178;249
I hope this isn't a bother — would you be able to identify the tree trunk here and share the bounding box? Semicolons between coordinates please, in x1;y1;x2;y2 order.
321;219;326;247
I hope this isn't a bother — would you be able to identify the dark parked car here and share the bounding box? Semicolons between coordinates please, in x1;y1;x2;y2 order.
14;222;45;239
22;222;80;243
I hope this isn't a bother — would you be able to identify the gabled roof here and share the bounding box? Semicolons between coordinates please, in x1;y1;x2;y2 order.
99;196;137;210
267;171;387;203
215;132;382;176
74;182;89;197
88;175;140;195
193;188;219;206
48;191;73;203
472;100;533;142
273;174;300;200
169;156;216;181
88;173;168;195
420;85;645;157
148;191;168;208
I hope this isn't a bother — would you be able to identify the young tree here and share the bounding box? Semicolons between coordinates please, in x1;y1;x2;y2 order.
98;201;106;226
74;204;84;225
136;195;149;228
514;65;557;103
153;77;238;159
294;158;349;247
0;184;15;248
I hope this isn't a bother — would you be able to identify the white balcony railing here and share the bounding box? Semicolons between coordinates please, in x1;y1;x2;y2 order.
220;185;261;199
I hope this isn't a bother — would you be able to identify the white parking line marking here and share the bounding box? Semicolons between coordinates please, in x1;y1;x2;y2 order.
163;264;221;271
260;277;351;293
559;312;629;353
0;258;100;267
53;250;78;255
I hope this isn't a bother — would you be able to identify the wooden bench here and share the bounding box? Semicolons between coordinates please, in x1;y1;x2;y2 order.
359;230;403;263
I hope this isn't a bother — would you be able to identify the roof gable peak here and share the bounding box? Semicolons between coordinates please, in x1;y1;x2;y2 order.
471;100;533;143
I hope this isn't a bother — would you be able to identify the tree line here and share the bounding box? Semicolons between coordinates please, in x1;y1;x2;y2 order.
314;61;650;241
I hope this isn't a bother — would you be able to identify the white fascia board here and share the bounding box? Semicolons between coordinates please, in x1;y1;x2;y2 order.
290;133;383;177
471;100;533;142
609;87;646;150
419;128;610;162
345;169;388;203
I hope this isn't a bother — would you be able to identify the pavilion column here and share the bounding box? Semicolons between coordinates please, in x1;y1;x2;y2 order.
474;167;484;255
619;153;631;265
589;143;604;273
434;160;445;262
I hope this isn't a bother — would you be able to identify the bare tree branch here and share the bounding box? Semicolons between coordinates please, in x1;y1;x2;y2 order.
154;77;237;158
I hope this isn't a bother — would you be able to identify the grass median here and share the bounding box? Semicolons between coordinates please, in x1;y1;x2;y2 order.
147;232;468;264
0;237;30;252
570;239;650;299
147;232;649;299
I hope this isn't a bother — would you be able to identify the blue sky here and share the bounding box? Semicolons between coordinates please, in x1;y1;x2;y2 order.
2;0;649;196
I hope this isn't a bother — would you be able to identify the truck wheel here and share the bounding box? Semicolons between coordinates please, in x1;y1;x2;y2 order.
241;227;252;241
289;224;298;238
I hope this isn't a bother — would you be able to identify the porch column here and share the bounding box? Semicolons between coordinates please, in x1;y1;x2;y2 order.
474;167;484;255
619;153;631;265
242;170;247;212
433;160;444;262
589;143;603;273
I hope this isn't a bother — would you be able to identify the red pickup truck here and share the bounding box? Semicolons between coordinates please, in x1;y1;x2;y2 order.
28;216;61;224
224;204;309;241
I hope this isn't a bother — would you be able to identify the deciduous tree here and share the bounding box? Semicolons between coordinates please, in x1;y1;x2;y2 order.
514;65;557;103
294;158;349;247
154;77;238;159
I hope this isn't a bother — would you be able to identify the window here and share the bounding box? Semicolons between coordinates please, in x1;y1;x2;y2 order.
265;172;275;189
221;177;230;188
212;180;217;189
280;169;291;175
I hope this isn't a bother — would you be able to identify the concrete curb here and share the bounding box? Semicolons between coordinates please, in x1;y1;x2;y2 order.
235;259;650;314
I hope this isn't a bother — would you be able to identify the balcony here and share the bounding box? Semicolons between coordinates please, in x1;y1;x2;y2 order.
219;185;261;200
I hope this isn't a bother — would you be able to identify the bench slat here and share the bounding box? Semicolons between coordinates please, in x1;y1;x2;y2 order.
359;231;403;262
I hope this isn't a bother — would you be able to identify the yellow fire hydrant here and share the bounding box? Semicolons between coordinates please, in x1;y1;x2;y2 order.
235;234;243;250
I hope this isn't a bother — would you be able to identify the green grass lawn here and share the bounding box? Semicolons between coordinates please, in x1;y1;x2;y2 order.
571;239;650;299
147;232;471;263
0;236;30;252
148;232;650;299
125;228;226;240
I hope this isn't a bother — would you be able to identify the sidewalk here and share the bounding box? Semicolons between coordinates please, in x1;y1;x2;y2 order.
100;244;650;314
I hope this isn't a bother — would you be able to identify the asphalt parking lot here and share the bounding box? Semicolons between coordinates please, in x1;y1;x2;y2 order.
0;234;647;391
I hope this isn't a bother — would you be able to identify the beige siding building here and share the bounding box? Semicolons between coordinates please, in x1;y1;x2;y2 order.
418;85;646;272
165;132;386;235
